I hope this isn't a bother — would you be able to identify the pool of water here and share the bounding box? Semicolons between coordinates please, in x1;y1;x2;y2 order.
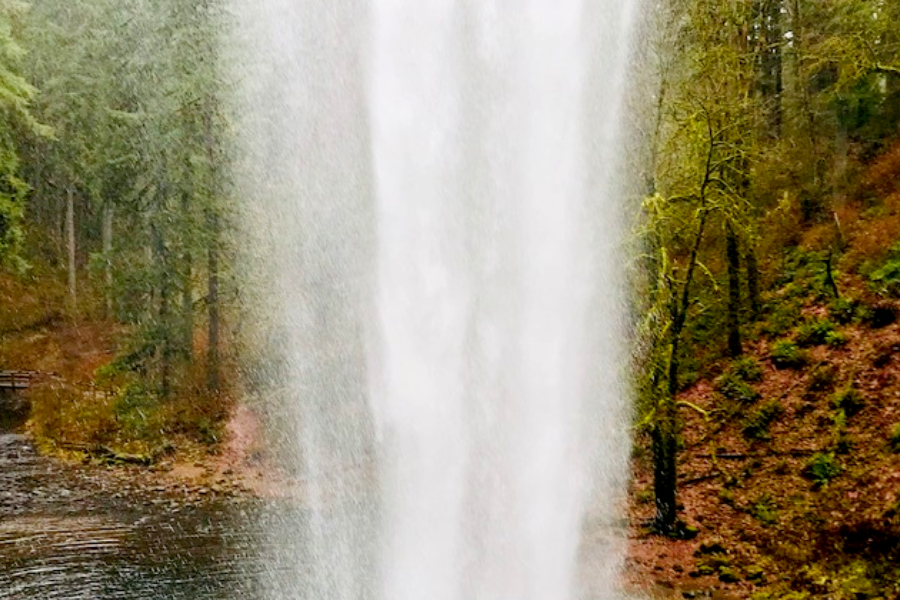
0;433;683;600
0;505;265;599
0;433;271;600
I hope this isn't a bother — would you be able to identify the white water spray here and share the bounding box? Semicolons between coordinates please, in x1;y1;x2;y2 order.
231;2;638;599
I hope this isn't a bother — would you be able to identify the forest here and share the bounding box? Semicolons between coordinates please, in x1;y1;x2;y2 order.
0;0;898;599
0;0;231;456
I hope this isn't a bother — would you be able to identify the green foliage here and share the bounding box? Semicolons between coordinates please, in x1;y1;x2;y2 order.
777;249;821;287
828;297;857;324
771;340;807;369
192;416;220;446
750;493;779;526
807;365;837;395
716;371;760;404
796;317;837;347
760;299;802;337
696;552;732;576
743;400;784;440
635;489;654;505
825;330;849;347
835;560;880;600
0;2;50;270
832;410;855;454
831;387;864;416
865;243;900;297
112;383;160;442
889;423;900;453
805;452;842;485
775;250;840;300
852;302;875;326
727;356;763;382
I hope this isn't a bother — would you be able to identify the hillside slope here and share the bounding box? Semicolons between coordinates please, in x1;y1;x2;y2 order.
629;258;900;598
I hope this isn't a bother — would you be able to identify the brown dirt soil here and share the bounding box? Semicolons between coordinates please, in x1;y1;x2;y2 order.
162;401;302;499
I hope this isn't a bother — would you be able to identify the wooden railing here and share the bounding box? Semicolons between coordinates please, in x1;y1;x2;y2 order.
0;371;37;390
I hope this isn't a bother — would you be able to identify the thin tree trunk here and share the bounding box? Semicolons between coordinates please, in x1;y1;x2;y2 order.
102;203;113;318
746;243;761;319
181;190;194;362
825;253;840;299
183;260;194;362
206;210;220;392
204;103;221;393
726;222;743;357
653;205;709;534
66;188;76;314
152;223;171;399
651;417;678;533
765;0;783;136
653;331;680;533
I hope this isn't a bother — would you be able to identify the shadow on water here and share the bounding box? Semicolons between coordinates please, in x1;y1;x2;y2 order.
0;390;29;433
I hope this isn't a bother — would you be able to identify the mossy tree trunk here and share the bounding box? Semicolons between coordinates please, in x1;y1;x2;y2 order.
181;187;194;363
651;201;709;535
652;328;681;534
206;208;220;393
152;221;172;400
102;203;114;319
746;243;761;320
66;187;76;314
726;221;743;357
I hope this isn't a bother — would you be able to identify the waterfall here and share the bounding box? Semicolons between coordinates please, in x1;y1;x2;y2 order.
230;2;638;599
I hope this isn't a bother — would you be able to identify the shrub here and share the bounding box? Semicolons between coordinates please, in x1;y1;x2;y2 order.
743;400;784;440
853;302;875;326
113;383;161;443
718;488;735;506
782;281;808;299
771;340;807;369
831;387;865;416
828;297;857;324
796;318;836;347
761;300;802;337
824;330;849;347
806;365;836;394
635;489;653;505
867;243;900;297
716;371;760;404
862;303;898;328
727;356;763;383
832;410;854;454
889;423;900;453
696;551;732;577
750;493;779;526
778;248;821;286
804;452;841;485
